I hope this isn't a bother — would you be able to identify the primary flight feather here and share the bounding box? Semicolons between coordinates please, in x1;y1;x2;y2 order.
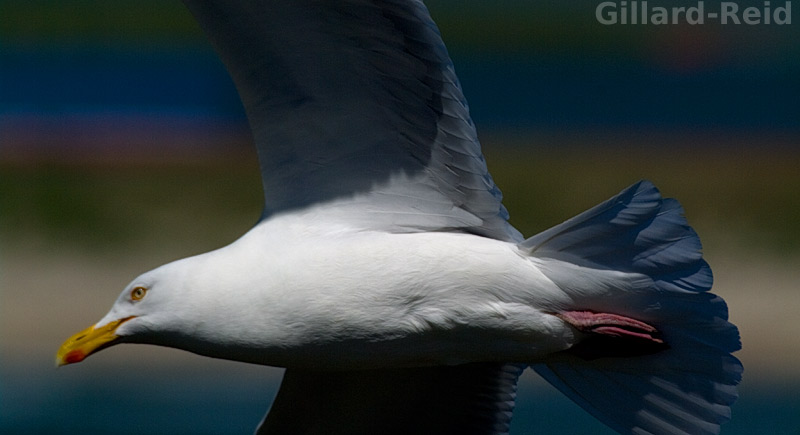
56;1;742;434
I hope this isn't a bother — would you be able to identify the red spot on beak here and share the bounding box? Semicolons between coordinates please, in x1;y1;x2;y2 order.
64;350;86;364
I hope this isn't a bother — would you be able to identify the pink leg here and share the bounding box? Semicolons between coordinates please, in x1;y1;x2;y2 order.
557;310;664;344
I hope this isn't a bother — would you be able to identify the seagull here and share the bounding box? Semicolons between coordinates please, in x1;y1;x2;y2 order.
56;1;742;434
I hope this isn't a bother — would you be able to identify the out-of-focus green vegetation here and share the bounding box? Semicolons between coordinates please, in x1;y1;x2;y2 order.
1;0;797;257
0;159;262;253
0;1;607;48
2;140;798;257
0;0;200;44
483;141;800;257
2;0;796;62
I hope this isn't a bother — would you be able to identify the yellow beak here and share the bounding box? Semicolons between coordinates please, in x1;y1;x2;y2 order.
55;316;134;367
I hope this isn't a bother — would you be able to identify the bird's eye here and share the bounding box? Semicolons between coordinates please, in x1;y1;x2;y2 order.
131;286;148;301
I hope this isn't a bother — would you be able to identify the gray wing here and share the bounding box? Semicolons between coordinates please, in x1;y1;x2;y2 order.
182;1;524;433
182;0;521;242
258;363;524;435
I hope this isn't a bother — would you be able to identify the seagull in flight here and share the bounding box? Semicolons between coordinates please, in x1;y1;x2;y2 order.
57;1;742;434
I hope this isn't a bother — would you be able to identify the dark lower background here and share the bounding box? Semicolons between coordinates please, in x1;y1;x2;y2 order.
2;356;798;434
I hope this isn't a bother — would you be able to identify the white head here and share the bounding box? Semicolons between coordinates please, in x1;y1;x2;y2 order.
55;259;201;366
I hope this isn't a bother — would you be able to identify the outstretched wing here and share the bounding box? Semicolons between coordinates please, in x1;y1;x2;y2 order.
182;1;524;433
258;363;524;435
182;0;521;242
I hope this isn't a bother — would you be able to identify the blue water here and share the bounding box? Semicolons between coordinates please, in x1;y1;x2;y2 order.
2;43;798;135
2;355;798;434
453;51;800;132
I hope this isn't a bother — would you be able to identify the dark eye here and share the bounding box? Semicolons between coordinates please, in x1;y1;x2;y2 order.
131;286;147;301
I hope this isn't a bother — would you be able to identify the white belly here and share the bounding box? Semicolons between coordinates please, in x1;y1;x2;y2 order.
184;223;577;369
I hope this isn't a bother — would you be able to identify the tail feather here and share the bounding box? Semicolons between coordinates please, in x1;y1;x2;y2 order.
522;181;706;279
522;180;742;434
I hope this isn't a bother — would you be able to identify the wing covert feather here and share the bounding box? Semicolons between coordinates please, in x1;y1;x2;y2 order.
183;0;520;241
257;363;524;435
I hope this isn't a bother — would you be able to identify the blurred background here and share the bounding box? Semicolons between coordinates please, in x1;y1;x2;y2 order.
1;0;798;433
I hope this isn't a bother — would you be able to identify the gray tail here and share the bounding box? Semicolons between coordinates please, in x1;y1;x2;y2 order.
520;180;742;434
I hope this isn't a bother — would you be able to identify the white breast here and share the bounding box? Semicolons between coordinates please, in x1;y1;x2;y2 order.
178;216;576;369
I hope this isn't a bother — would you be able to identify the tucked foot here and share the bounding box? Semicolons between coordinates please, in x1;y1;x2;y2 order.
557;310;664;343
557;310;670;360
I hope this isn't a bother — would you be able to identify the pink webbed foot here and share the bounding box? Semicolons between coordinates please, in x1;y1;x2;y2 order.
557;310;669;360
557;310;664;343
